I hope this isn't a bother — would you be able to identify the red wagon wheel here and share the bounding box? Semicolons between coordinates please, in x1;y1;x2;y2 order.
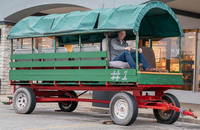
13;87;36;114
153;93;180;124
58;91;78;112
109;92;138;126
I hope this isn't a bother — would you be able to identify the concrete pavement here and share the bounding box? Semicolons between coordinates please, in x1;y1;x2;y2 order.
0;102;200;130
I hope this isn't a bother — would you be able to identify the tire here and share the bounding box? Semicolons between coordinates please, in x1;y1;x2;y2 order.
153;93;180;124
58;91;78;112
13;87;36;114
109;92;138;126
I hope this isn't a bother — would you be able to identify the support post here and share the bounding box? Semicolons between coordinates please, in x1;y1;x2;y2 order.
31;38;34;54
10;39;14;72
136;33;139;72
79;35;82;52
11;39;13;55
178;37;182;73
149;38;152;48
20;39;23;49
54;37;57;53
105;33;109;69
78;35;81;85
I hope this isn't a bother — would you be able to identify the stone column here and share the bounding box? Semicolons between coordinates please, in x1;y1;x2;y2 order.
0;24;12;95
196;31;200;92
192;30;200;92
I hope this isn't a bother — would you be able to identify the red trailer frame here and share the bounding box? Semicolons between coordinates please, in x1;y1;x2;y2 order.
10;81;197;118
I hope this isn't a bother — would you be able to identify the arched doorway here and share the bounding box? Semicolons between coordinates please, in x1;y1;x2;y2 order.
5;4;90;23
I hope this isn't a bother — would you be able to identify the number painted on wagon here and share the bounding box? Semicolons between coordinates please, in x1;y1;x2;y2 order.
110;70;128;81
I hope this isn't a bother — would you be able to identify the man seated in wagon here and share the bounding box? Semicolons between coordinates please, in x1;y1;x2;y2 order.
109;31;153;71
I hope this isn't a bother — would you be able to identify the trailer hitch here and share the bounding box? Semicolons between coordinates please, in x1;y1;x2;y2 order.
139;102;198;119
179;107;197;119
166;103;197;119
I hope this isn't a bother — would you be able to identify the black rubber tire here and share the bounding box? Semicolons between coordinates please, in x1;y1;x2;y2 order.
13;87;36;114
58;91;78;112
109;92;138;126
153;93;180;124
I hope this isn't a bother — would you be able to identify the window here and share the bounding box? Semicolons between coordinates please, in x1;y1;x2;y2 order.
13;38;32;54
143;29;200;91
145;37;180;72
22;38;32;49
34;37;54;53
181;31;196;90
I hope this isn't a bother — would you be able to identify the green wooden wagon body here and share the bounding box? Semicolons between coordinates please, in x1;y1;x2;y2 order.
9;51;184;85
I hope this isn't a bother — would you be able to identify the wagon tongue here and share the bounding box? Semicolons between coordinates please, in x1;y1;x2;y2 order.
180;108;198;119
165;103;197;119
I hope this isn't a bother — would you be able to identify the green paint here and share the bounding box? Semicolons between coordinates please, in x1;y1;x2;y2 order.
10;60;107;67
10;51;184;85
8;1;183;39
9;69;137;82
138;73;184;85
11;51;107;60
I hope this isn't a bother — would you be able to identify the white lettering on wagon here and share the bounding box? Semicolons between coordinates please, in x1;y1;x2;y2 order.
122;71;128;81
111;70;120;81
110;70;128;81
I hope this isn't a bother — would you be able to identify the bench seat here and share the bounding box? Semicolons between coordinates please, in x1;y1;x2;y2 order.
109;61;130;69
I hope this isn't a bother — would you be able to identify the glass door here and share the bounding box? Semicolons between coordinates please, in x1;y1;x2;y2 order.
196;30;200;92
145;37;180;73
143;29;200;91
181;30;196;90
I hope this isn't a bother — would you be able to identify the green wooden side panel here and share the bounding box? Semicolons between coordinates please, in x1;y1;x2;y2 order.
11;51;107;60
10;60;107;67
9;69;137;82
138;73;184;85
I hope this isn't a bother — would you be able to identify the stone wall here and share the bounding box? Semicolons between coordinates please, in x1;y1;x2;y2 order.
0;24;12;94
196;32;200;91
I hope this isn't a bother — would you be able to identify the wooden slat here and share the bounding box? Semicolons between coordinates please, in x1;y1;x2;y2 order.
138;73;184;85
12;82;106;85
10;60;107;68
9;69;137;82
138;71;183;75
11;51;107;60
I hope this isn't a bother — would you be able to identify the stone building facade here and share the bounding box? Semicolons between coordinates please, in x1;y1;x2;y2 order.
0;24;12;94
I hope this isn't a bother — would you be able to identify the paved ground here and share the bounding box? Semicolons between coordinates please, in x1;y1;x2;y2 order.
0;102;200;130
166;90;200;104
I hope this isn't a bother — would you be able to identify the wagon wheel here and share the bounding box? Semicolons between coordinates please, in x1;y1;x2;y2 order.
58;91;78;112
13;87;36;114
153;93;180;124
109;92;138;126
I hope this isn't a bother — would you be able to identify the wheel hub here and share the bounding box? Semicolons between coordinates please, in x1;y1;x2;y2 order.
158;109;173;120
61;101;72;109
114;99;129;119
16;93;28;110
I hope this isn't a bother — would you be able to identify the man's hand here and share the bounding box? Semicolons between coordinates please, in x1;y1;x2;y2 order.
124;46;132;51
138;48;143;53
